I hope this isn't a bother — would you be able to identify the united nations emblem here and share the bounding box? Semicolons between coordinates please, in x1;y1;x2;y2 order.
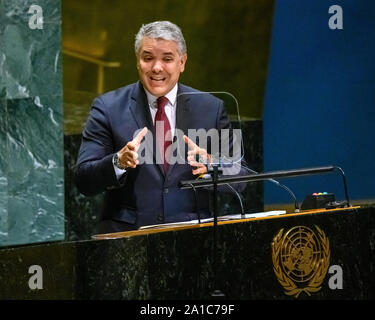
271;225;330;298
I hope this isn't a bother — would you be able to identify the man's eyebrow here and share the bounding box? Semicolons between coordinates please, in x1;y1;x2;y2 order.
141;51;174;55
162;52;174;55
140;50;176;57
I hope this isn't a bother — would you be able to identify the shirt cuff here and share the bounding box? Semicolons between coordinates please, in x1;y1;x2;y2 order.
112;154;127;179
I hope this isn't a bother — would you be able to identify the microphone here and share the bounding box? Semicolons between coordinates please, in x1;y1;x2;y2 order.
240;164;300;213
224;183;245;218
207;155;299;213
333;166;350;207
188;183;201;224
180;165;351;211
199;173;245;218
180;166;337;188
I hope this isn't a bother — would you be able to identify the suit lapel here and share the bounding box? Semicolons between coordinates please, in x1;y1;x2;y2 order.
130;81;153;131
175;90;191;136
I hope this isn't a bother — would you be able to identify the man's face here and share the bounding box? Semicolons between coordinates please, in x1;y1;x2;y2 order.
137;37;187;97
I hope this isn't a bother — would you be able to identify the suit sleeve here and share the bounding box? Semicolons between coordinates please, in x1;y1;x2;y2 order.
74;97;127;196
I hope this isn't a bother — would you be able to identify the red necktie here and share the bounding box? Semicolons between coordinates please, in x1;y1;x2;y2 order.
155;96;172;173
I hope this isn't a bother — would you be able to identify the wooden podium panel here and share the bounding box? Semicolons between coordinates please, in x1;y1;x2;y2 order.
92;206;360;240
0;206;374;299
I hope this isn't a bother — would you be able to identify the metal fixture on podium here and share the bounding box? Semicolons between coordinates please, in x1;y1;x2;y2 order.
180;165;350;207
208;163;225;298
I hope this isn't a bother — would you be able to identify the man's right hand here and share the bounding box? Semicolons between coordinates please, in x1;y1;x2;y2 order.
117;127;148;169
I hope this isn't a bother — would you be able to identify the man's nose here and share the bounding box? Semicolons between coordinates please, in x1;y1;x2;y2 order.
152;60;163;73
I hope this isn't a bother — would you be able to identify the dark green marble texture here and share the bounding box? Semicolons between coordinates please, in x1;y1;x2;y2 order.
64;134;105;240
0;99;8;242
0;0;64;246
0;240;76;299
0;207;374;299
0;0;62;99
75;237;150;299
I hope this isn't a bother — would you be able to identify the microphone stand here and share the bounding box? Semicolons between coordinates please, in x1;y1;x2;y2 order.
209;164;225;298
242;165;300;213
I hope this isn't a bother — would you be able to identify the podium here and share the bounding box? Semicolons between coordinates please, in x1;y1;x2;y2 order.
0;206;374;299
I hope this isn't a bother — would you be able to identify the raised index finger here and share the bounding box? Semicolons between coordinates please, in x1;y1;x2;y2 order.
183;135;198;150
132;127;148;147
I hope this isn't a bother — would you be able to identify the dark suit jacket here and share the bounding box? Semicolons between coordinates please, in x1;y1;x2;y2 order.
75;81;237;232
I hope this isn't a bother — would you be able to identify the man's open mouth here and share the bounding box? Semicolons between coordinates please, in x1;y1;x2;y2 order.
150;76;166;82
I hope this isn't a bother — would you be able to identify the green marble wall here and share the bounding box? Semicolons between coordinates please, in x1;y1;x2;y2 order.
0;0;64;246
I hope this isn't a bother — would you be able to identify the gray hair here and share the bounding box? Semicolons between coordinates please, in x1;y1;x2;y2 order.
135;21;187;56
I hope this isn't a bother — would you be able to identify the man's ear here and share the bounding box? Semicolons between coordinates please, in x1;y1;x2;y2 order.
136;55;140;70
180;53;187;73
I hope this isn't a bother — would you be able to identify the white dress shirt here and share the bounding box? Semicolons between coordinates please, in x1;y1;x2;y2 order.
145;83;177;135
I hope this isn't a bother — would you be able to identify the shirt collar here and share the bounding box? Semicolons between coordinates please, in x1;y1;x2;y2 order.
144;83;178;109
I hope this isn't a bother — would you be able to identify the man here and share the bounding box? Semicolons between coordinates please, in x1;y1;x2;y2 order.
75;21;243;234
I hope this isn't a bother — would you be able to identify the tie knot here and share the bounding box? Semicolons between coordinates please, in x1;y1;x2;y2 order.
156;96;169;110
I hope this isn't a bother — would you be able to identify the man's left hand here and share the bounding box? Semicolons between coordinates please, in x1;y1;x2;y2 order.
183;135;212;175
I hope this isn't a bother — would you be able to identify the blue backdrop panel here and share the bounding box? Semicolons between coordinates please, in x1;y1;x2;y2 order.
263;0;375;204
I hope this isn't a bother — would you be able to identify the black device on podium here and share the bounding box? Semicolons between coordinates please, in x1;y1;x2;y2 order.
301;191;350;210
301;192;335;210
